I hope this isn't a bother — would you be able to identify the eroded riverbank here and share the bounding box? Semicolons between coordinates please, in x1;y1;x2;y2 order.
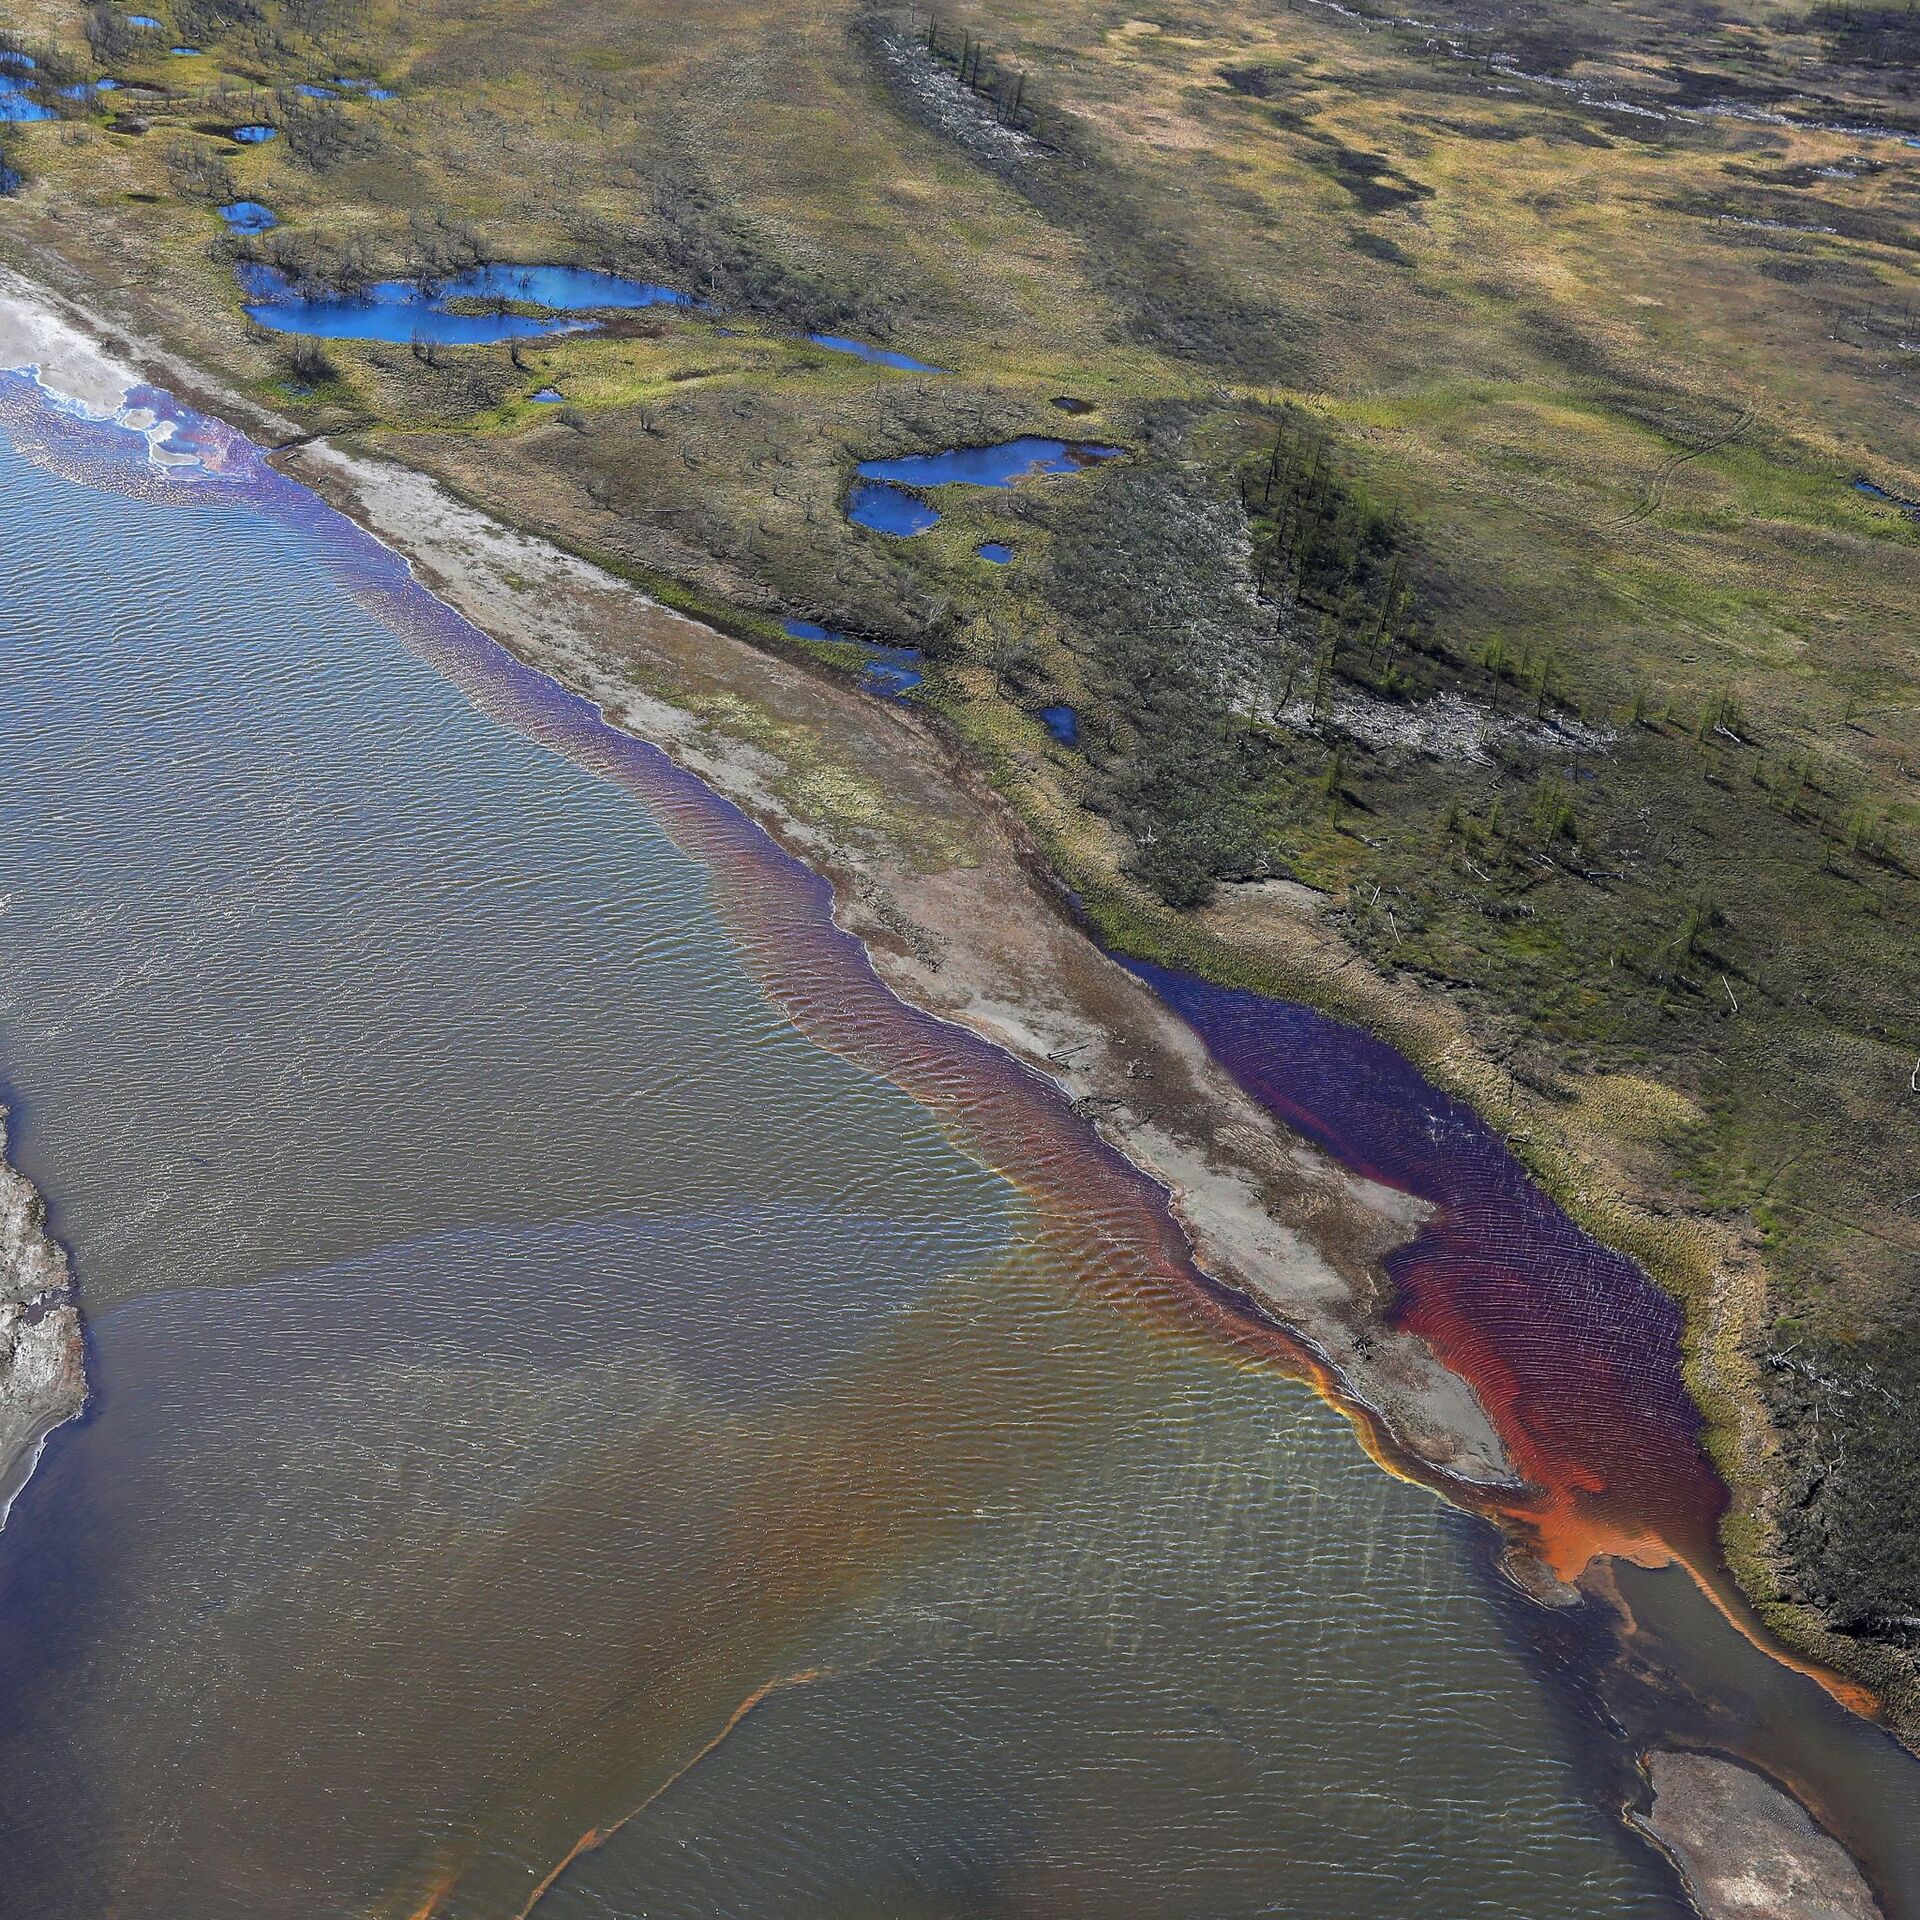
0;268;1911;1916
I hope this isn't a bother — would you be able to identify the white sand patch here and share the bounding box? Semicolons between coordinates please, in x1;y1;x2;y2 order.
0;270;203;466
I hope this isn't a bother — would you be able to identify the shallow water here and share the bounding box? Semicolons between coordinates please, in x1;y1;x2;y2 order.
0;73;53;122
0;375;1894;1918
782;615;925;695
237;263;689;345
859;436;1121;490
857;645;924;695
218;199;277;233
234;265;919;368
1038;702;1078;746
846;476;941;535
1856;476;1920;515
806;332;945;373
847;439;1122;536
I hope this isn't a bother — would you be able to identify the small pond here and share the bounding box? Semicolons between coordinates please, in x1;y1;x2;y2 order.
859;438;1122;490
456;265;692;312
170;45;199;55
846;481;941;537
293;82;335;97
857;646;925;696
1038;704;1079;747
232;123;275;140
0;74;54;122
219;200;277;233
126;14;163;27
847;438;1121;537
237;263;691;345
231;258;947;374
782;617;925;698
530;386;564;403
1856;476;1920;516
976;541;1013;564
806;333;946;374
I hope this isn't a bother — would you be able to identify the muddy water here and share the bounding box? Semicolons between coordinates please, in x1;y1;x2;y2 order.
0;373;1867;1917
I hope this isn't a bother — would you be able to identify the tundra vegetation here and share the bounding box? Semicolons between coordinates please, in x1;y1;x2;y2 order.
1;0;1917;1721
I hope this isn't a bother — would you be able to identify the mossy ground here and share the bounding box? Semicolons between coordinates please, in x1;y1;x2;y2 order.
3;0;1918;1709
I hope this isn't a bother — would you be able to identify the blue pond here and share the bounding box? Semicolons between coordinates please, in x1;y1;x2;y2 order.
976;541;1013;564
170;45;198;54
530;387;564;403
782;617;924;698
859;438;1122;490
1038;704;1079;747
806;333;946;374
455;265;690;313
293;82;335;97
126;13;163;26
219;200;277;233
845;480;941;537
0;74;54;121
848;438;1122;537
232;123;275;140
1855;476;1920;516
860;649;925;696
238;263;691;344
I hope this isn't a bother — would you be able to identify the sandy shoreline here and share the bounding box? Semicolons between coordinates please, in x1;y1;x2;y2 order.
0;266;1894;1918
1633;1751;1884;1920
280;429;1534;1485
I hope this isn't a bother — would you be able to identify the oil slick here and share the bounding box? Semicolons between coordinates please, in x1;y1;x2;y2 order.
0;286;1911;1919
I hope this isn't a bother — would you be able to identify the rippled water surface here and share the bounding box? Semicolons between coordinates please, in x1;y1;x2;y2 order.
0;383;1713;1917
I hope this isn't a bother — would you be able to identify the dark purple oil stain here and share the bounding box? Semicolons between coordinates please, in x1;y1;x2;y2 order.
1117;960;1727;1577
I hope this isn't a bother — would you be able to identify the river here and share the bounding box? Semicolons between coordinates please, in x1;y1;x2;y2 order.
0;366;1908;1917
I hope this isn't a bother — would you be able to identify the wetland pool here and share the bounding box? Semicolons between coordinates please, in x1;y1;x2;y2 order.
847;438;1121;534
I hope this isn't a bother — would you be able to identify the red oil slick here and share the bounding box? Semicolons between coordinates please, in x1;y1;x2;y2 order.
1112;963;1887;1707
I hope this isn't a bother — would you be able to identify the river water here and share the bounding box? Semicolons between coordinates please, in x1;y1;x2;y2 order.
0;372;1904;1917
